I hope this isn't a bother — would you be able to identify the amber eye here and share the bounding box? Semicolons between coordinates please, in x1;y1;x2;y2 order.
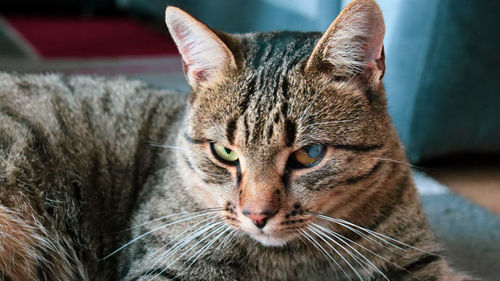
211;142;239;165
291;144;326;168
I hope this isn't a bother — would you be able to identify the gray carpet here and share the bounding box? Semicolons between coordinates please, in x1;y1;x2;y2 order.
415;171;500;280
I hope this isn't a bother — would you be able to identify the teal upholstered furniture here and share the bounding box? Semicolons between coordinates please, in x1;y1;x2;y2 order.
118;0;500;163
381;0;499;162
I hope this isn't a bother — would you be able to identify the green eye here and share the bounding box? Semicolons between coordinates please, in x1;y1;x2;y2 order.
211;142;239;164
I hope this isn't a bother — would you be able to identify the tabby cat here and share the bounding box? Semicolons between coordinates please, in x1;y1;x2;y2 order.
0;0;472;280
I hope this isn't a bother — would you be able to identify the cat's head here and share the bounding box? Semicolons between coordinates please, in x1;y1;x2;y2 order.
167;0;393;246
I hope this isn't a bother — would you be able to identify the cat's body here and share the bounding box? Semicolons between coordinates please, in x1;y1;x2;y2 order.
0;0;472;280
0;73;186;280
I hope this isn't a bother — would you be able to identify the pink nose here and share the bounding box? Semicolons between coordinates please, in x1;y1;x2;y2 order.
245;213;270;228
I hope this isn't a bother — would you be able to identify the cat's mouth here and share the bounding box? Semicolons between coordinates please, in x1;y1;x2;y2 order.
234;215;309;247
247;230;297;247
222;215;302;246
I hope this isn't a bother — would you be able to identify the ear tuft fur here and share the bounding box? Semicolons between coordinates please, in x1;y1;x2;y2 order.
306;0;385;81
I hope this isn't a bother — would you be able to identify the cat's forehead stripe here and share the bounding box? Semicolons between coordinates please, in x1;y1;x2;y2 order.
226;118;237;145
284;119;296;147
230;33;321;148
238;76;255;113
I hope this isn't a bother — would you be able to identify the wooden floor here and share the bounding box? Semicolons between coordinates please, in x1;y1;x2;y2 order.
423;155;500;215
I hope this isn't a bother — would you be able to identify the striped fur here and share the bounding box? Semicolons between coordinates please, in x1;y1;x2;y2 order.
0;0;472;280
0;73;186;280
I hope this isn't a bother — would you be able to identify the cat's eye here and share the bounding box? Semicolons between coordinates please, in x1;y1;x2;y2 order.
291;144;326;168
211;142;239;164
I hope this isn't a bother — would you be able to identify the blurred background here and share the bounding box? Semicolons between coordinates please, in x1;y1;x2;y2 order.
0;0;499;278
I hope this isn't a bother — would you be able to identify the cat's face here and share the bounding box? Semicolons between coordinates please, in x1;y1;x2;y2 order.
167;0;389;246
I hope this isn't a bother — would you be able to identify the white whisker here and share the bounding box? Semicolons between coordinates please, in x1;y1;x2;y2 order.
219;229;237;249
371;157;422;169
301;229;353;281
125;208;222;231
309;213;406;252
102;211;221;260
311;223;390;281
310;224;374;279
308;226;364;281
145;221;225;281
146;141;189;151
296;231;315;256
334;218;435;255
336;220;404;254
148;220;225;275
149;223;228;281
184;226;232;270
319;224;405;271
142;216;220;276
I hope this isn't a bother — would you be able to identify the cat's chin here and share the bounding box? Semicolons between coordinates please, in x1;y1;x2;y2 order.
249;232;295;247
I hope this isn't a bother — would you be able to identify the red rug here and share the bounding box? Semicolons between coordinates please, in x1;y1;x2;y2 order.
5;16;179;59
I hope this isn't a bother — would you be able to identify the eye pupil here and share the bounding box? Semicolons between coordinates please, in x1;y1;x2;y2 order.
224;147;232;154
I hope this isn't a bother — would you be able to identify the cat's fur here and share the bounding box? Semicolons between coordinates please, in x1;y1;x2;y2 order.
0;0;472;280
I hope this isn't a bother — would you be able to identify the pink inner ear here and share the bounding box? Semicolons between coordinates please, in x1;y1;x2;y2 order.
363;41;385;80
376;46;385;78
173;24;201;81
363;31;384;60
181;55;208;81
167;12;236;87
170;23;205;82
359;19;385;79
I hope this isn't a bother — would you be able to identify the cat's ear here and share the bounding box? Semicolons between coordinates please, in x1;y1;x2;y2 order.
165;7;237;89
305;0;385;83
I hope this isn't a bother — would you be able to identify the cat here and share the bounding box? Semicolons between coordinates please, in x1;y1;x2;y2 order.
0;0;474;280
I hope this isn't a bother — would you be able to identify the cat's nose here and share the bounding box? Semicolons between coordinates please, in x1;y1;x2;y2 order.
243;211;276;228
